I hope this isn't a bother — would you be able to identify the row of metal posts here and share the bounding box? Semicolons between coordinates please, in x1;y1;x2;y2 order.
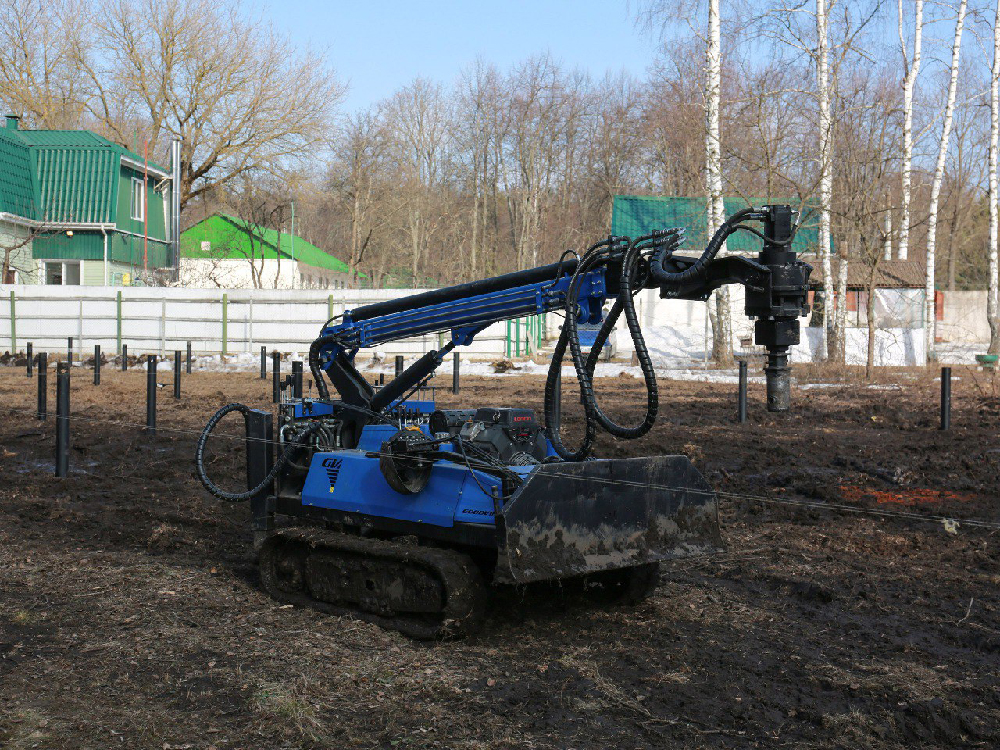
733;361;954;430
16;339;960;477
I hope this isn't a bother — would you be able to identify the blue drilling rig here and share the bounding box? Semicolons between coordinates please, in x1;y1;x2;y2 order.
197;205;811;638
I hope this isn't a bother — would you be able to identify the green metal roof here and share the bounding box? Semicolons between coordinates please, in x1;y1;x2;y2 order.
33;146;118;223
611;196;824;256
181;214;355;274
0;129;36;217
0;122;168;224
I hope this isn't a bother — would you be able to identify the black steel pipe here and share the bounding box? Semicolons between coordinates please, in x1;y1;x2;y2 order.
122;344;128;371
55;363;69;477
37;352;47;420
940;366;951;431
738;360;748;423
146;355;157;434
94;345;101;385
174;350;182;398
67;336;73;368
26;342;32;377
260;346;267;379
452;352;460;394
272;352;280;403
187;341;192;374
292;361;303;398
395;355;404;378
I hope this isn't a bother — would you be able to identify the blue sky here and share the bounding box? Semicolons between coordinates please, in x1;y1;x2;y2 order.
249;0;663;112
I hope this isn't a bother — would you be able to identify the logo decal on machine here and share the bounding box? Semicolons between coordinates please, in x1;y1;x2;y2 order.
322;457;343;492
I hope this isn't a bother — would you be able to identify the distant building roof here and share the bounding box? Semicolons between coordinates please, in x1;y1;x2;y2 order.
611;195;825;257
811;258;925;290
0;116;168;224
181;214;355;274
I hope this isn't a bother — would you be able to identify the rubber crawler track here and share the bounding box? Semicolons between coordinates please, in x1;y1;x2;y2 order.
258;528;487;640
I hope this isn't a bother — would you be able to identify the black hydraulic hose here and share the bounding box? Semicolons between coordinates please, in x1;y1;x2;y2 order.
649;207;761;286
544;230;687;458
580;234;668;439
308;334;343;401
543;237;618;460
195;402;323;502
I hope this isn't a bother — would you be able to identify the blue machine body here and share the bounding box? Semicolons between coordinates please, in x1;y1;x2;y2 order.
292;256;613;534
299;423;535;528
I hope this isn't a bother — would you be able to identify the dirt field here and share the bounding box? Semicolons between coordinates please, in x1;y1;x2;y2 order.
0;361;998;749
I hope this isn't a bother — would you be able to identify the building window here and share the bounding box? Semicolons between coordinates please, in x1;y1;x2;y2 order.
45;262;63;285
131;178;144;221
45;261;80;285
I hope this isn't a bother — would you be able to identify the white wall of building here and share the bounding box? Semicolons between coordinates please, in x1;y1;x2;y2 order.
937;290;990;344
0;221;36;284
179;258;350;290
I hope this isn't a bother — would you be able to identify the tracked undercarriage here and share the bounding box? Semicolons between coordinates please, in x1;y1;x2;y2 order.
258;528;487;639
258;526;664;639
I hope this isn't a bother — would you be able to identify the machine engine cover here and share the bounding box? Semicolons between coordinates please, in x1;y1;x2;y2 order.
495;455;722;584
459;408;549;463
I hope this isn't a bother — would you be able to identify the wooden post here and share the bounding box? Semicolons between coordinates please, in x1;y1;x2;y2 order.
8;290;15;352
221;293;229;356
116;290;122;354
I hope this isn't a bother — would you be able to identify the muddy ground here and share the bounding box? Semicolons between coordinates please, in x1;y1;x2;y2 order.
0;361;998;749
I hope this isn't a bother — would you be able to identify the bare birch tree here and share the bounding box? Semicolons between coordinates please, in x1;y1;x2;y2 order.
816;0;835;359
897;0;925;262
924;0;968;359
705;0;734;364
989;0;1000;355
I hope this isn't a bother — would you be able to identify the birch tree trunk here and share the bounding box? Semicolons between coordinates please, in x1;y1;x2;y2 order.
705;0;732;365
898;0;924;262
882;211;892;261
925;0;967;360
816;0;836;360
990;0;1000;355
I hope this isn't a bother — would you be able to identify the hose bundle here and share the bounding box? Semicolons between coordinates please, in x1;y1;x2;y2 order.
195;402;323;502
543;229;684;461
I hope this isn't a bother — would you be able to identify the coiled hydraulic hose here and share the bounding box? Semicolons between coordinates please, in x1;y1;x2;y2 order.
543;230;680;460
542;237;620;460
195;402;323;502
579;230;683;439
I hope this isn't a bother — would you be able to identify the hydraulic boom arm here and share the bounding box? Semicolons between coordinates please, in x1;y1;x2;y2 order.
310;204;811;429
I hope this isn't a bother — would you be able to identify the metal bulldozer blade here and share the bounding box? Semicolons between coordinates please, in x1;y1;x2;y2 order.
495;456;722;584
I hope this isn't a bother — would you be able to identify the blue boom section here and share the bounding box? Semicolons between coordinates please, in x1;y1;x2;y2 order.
299;424;534;528
321;267;608;356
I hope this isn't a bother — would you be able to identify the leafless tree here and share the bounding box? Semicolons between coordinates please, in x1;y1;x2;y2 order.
74;0;344;210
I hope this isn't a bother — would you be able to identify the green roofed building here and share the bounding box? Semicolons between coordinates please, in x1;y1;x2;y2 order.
0;115;177;286
180;214;357;289
611;196;825;257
